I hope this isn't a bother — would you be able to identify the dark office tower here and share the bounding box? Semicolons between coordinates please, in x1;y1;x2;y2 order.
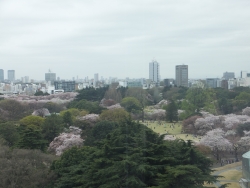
45;71;56;84
0;69;4;82
175;65;188;87
223;72;235;80
8;70;15;81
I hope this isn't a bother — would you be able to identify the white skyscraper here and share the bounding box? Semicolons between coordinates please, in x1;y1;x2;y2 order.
149;60;160;86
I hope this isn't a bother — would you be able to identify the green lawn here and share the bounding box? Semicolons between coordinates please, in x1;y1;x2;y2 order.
141;121;201;142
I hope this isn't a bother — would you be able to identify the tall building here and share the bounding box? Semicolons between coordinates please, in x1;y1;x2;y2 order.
45;71;56;84
8;70;15;81
175;65;188;87
206;78;218;88
149;60;160;86
223;72;235;80
0;69;4;82
94;73;99;87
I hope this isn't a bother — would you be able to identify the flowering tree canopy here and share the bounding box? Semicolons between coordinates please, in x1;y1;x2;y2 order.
48;132;83;156
242;107;250;116
199;128;232;149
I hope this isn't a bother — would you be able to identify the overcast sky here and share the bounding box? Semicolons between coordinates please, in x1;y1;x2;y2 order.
0;0;250;80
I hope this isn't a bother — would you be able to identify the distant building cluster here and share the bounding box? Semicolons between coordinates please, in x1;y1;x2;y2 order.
1;63;250;96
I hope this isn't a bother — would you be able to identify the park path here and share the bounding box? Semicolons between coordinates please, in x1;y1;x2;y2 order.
212;164;242;188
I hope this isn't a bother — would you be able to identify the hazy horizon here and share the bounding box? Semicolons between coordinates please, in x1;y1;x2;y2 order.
1;0;250;80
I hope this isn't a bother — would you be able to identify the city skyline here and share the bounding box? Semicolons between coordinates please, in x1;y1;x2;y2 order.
1;0;250;80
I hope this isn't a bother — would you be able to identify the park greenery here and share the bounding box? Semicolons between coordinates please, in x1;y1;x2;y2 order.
0;85;250;187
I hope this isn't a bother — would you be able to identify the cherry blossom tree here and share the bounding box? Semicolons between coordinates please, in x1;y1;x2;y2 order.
242;107;250;116
106;103;123;110
145;109;166;121
48;132;83;156
194;115;222;135
32;108;50;117
77;114;99;123
223;114;250;129
199;128;232;160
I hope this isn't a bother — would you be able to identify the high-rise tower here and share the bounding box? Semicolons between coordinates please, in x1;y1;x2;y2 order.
149;60;160;86
0;69;4;82
175;65;188;87
8;70;15;81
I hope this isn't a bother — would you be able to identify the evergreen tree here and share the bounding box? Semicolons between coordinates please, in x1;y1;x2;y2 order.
41;114;64;143
165;99;178;122
62;111;73;126
17;125;47;151
51;120;219;188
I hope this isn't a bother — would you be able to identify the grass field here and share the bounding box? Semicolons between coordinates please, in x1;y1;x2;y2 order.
142;121;201;141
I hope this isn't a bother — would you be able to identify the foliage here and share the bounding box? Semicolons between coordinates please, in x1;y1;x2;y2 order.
34;90;49;96
236;123;250;137
182;115;202;134
17;125;47;151
99;108;130;123
62;111;73;126
69;99;104;114
0;145;56;188
120;97;142;113
84;121;117;146
51;120;219;188
43;101;65;113
147;87;163;104
164;99;178;122
235;91;250;102
41;114;64;143
104;88;122;103
0;99;30;121
117;86;128;98
0;122;20;147
125;87;152;106
218;98;233;114
76;86;109;102
181;88;218;118
19;115;45;127
163;86;188;100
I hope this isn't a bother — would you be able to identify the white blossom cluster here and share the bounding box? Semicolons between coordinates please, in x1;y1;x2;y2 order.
223;114;250;129
77;114;99;122
225;130;236;136
237;136;250;147
3;92;77;104
164;135;176;141
107;103;123;110
48;133;83;156
154;100;168;109
242;107;250;116
194;115;221;135
145;109;166;120
68;126;82;135
192;109;250;135
243;130;250;136
199;128;232;149
32;108;50;116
